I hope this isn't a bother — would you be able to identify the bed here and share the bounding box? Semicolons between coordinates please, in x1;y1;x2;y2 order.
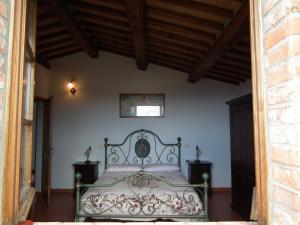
75;129;209;222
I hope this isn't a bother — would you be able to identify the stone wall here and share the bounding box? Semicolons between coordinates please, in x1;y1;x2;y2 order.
0;0;11;223
263;0;300;224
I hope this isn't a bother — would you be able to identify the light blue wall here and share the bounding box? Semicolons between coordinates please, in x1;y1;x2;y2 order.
48;52;252;189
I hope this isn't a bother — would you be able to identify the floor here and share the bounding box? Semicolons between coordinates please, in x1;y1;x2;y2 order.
28;191;243;222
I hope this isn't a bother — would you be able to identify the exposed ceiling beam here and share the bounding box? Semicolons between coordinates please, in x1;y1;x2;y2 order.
188;2;249;83
43;0;98;58
36;53;50;69
147;0;234;18
148;6;224;31
47;49;83;60
125;0;148;70
204;74;240;85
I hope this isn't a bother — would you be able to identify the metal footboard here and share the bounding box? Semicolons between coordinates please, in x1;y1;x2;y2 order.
75;171;209;222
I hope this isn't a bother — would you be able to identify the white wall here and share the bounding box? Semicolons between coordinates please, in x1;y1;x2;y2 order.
49;52;252;189
35;64;50;98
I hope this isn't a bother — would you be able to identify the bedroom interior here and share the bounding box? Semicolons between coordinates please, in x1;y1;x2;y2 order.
4;0;300;224
20;0;256;223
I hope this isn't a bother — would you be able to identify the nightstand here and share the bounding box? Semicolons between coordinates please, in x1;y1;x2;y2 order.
186;160;212;196
73;161;100;195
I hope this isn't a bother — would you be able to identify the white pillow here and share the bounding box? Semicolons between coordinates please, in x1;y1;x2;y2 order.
106;164;141;172
143;164;180;172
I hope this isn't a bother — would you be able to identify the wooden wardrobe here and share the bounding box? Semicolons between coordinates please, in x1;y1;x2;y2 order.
227;94;255;220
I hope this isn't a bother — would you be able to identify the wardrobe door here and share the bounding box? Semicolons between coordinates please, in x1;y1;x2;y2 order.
230;104;244;213
227;94;255;220
242;101;255;219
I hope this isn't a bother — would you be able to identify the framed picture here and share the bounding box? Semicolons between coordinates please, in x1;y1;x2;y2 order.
120;94;165;118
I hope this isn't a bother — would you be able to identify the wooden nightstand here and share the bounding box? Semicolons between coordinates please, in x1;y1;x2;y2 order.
73;161;100;195
186;160;212;196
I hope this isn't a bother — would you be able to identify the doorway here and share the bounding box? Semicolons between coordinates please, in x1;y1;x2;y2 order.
32;97;53;205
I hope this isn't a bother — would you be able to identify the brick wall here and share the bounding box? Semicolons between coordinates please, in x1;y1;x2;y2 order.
0;0;10;223
263;0;300;224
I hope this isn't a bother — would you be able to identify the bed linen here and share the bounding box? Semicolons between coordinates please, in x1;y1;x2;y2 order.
79;170;204;221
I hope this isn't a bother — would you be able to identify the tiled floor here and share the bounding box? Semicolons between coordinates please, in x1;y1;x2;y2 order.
28;191;243;222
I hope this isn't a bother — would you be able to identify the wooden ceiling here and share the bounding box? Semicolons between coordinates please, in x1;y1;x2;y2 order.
36;0;251;85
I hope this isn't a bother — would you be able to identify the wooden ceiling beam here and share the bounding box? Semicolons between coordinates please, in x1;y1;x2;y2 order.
218;58;251;70
44;0;98;58
150;56;194;71
209;68;248;80
69;1;128;22
147;0;234;18
149;51;195;67
148;6;224;31
36;53;50;69
188;2;249;82
125;0;148;70
228;48;251;58
92;33;133;47
96;41;133;52
149;30;210;50
238;39;250;48
204;74;240;85
217;61;251;73
206;70;246;82
37;32;72;46
224;52;250;62
148;46;199;64
78;15;131;31
42;43;81;56
148;19;216;43
148;37;204;57
47;49;83;60
85;26;131;39
37;13;59;28
213;64;250;77
38;38;77;52
37;23;65;37
148;43;202;60
38;4;51;16
75;0;125;12
205;72;244;82
222;54;251;65
100;46;134;59
91;31;132;42
97;42;133;52
233;45;251;54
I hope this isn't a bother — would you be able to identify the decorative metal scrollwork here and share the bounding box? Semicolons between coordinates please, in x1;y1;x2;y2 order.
104;129;182;169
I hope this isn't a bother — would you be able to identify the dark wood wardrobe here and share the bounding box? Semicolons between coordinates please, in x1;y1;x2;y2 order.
226;94;255;220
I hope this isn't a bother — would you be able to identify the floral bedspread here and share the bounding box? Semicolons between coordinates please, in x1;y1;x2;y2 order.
79;171;204;220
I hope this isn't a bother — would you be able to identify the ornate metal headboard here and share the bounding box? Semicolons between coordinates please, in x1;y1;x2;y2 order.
104;129;182;170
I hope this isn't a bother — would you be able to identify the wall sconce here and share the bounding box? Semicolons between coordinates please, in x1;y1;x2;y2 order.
67;81;77;96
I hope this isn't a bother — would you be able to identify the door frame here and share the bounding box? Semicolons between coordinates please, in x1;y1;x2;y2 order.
249;0;269;224
1;0;269;224
2;1;31;224
33;96;53;205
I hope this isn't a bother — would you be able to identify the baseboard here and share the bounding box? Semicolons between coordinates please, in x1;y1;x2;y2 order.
212;187;231;192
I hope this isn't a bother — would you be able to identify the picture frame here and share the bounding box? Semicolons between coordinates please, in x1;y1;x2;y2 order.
119;94;165;118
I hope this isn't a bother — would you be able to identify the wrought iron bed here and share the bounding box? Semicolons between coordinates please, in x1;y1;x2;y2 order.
75;129;209;222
